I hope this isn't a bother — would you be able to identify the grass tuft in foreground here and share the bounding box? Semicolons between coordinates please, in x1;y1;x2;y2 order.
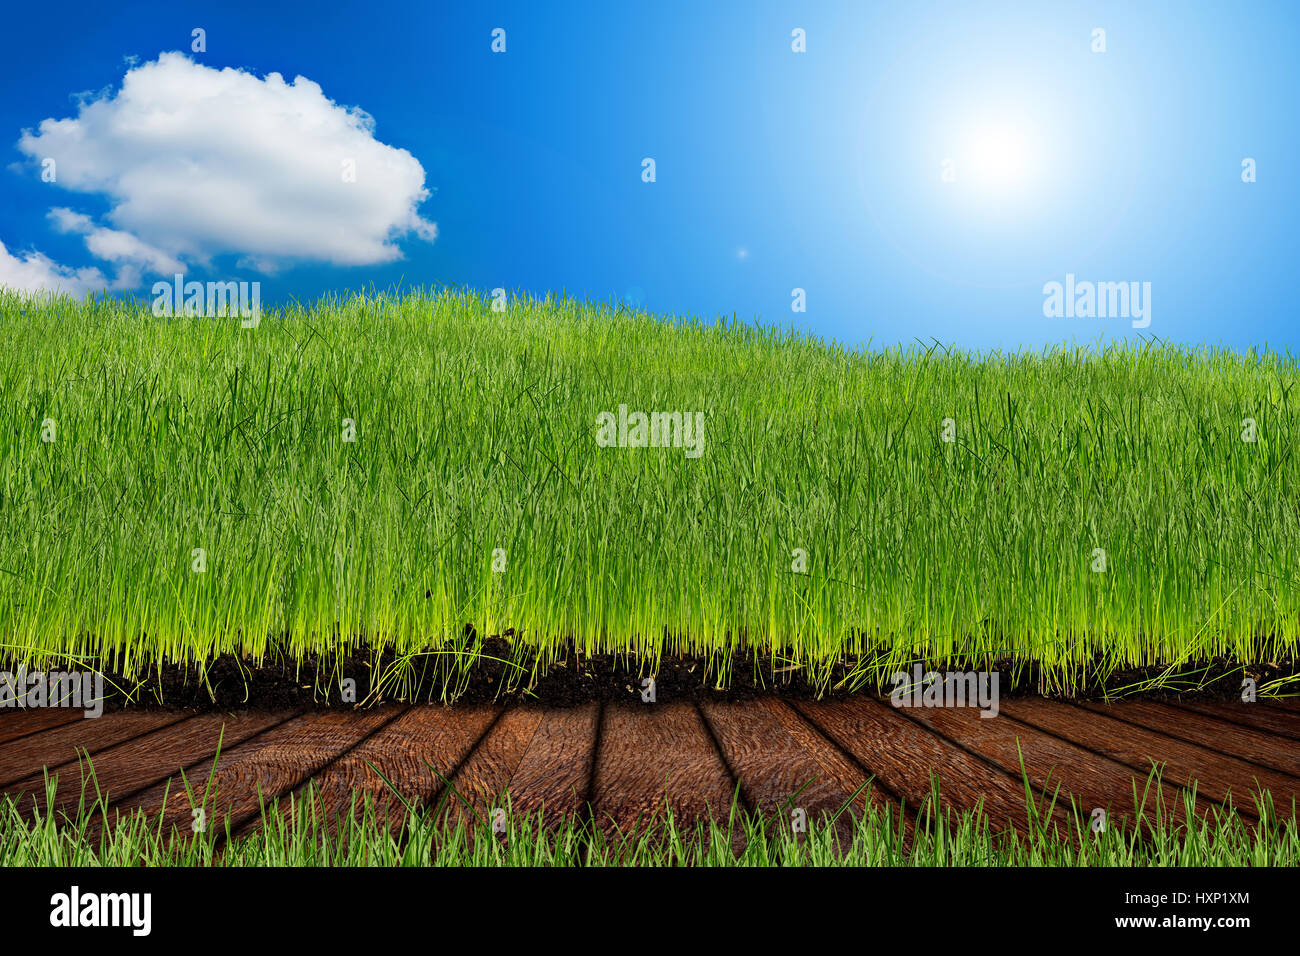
2;286;1298;696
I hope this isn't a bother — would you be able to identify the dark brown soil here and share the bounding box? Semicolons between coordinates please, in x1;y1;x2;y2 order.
76;639;1298;711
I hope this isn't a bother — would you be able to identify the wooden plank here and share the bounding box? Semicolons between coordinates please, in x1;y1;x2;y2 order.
792;698;1065;836
700;698;897;844
442;706;544;830
263;704;499;835
1001;699;1299;814
17;696;1295;850
1;709;297;816
0;707;87;745
502;702;599;828
1075;701;1300;779
588;701;734;837
1175;701;1300;741
0;710;190;789
102;707;404;838
899;704;1214;834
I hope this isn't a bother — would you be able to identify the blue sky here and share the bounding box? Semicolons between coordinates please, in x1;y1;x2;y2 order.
2;0;1296;350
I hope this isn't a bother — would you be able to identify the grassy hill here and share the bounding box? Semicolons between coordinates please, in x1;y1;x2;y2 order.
2;286;1297;697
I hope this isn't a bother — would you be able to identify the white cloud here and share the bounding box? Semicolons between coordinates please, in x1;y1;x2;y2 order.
48;207;182;277
15;52;436;280
0;240;114;296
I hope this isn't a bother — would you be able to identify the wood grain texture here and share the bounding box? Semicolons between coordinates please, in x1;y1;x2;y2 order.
1175;701;1300;742
5;698;1298;841
1001;699;1300;813
0;710;190;789
502;702;599;828
443;706;544;829
589;701;735;836
0;707;87;745
1074;701;1300;778
792;698;1067;836
898;703;1212;833
104;707;404;837
700;697;897;844
1;709;296;816
262;703;499;835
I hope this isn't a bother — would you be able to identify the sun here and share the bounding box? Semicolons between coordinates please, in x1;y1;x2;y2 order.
967;124;1035;190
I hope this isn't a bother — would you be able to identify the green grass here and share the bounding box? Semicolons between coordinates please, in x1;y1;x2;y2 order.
1;285;1298;697
3;768;1295;867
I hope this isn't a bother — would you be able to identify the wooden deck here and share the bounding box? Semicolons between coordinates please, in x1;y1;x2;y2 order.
2;698;1297;841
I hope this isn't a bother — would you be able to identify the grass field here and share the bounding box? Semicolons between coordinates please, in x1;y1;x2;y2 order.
1;286;1297;697
4;769;1296;867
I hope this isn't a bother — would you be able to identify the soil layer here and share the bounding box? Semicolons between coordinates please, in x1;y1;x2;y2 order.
58;640;1300;711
